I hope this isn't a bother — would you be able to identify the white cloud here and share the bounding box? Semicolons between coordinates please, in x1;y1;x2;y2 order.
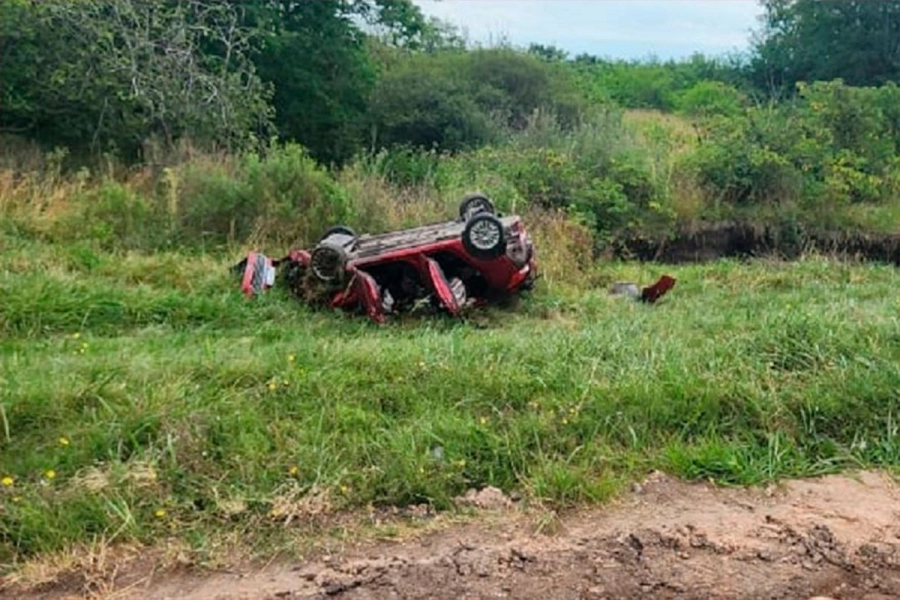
413;0;764;59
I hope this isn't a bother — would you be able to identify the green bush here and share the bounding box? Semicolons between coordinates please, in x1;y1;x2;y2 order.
368;56;495;152
174;159;256;246
684;113;803;206
173;143;353;247
683;80;899;212
367;49;588;153
427;110;656;243
674;81;746;118
365;145;443;187
244;144;355;244
799;80;899;205
50;180;158;250
570;54;749;111
466;49;584;131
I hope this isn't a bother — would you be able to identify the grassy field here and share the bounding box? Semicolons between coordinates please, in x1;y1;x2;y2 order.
2;232;898;568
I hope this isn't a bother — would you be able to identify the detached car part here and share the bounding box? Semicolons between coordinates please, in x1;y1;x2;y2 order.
609;274;677;303
233;193;537;323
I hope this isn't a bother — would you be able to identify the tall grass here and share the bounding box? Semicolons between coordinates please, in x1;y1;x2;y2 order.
3;108;897;265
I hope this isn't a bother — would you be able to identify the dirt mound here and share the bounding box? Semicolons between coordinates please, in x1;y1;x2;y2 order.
7;470;899;600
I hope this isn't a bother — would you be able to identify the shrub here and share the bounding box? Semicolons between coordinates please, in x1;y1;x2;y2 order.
244;144;354;245
367;52;497;152
365;145;443;187
173;157;255;246
367;49;588;154
674;81;746;118
81;181;155;249
423;109;657;245
466;49;584;131
683;79;900;214
36;179;158;250
172;143;353;248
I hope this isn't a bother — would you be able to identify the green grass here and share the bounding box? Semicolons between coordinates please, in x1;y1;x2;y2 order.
1;237;899;567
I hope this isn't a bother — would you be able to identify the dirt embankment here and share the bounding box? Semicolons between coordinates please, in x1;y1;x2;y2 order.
612;223;900;265
8;470;899;600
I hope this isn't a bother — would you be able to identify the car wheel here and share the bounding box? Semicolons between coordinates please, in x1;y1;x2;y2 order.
462;214;506;260
458;193;496;221
322;225;356;240
310;243;348;285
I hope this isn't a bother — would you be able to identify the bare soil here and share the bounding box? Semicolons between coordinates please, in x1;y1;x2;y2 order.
7;470;900;600
612;223;900;265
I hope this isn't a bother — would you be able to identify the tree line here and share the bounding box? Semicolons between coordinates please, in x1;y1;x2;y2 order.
1;0;898;166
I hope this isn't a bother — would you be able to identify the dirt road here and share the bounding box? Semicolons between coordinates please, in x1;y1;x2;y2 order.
8;470;899;600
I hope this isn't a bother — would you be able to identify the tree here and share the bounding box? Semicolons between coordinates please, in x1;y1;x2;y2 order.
357;0;430;50
0;0;441;164
367;49;587;153
528;44;569;62
238;0;438;165
0;0;273;158
751;0;900;93
366;53;493;152
241;0;375;166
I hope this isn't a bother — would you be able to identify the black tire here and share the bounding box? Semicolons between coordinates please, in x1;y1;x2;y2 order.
322;225;356;240
458;193;496;221
462;214;506;260
310;242;349;284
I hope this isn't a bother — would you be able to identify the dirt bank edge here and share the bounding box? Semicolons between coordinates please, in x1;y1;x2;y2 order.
5;469;899;600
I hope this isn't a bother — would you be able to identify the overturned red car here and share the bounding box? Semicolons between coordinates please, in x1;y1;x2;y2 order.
235;193;537;323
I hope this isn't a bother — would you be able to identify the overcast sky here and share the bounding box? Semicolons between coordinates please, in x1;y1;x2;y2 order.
411;0;765;60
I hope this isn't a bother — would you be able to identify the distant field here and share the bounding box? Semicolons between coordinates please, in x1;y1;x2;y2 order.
2;236;898;565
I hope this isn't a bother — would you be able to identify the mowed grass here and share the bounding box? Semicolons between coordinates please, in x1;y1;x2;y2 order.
1;237;899;566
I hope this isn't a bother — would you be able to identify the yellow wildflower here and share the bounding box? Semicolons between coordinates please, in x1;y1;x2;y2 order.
154;509;167;518
59;436;70;446
44;469;56;480
288;465;299;476
1;476;12;487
